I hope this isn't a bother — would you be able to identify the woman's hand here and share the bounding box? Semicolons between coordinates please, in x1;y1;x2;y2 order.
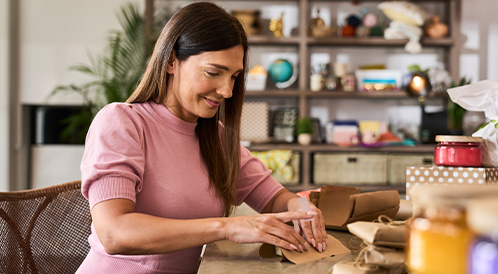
287;197;328;252
223;211;317;252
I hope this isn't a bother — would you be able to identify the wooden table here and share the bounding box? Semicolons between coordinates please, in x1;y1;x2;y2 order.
198;230;360;274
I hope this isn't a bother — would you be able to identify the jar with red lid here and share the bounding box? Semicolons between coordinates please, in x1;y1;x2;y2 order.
434;135;483;167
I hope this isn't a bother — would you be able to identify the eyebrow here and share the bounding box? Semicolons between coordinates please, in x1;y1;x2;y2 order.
207;63;244;74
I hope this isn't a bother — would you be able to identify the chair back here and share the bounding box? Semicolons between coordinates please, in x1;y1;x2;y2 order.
0;180;91;274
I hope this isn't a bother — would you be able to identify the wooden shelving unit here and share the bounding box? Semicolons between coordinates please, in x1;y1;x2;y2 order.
146;0;461;192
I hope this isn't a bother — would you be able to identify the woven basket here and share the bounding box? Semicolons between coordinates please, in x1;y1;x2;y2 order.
313;153;388;185
387;153;434;185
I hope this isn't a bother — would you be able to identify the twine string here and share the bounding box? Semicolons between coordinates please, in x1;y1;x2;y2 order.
377;214;406;227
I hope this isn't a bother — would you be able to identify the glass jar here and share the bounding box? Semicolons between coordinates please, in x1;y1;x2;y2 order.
434;135;483;167
467;199;498;274
407;186;475;274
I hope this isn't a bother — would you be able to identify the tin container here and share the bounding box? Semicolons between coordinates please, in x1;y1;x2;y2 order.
434;135;483;167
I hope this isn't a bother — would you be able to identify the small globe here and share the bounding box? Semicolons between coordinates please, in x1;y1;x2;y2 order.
269;59;293;83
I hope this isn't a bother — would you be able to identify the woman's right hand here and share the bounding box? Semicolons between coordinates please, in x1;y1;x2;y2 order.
223;211;317;252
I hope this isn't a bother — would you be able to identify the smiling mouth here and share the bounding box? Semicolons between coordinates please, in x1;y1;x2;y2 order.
205;97;222;108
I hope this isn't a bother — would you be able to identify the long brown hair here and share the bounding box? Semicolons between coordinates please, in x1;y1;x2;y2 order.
126;2;248;216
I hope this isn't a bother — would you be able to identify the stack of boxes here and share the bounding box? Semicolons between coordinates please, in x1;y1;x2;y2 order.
406;135;498;199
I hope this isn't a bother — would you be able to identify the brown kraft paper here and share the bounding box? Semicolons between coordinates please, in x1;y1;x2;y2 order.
259;234;350;264
311;186;400;230
364;248;406;269
347;221;407;248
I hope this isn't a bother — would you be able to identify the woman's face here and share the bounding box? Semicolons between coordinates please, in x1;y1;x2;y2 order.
165;45;244;123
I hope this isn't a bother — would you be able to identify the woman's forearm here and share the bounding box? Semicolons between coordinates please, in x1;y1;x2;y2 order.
92;197;314;255
92;199;227;255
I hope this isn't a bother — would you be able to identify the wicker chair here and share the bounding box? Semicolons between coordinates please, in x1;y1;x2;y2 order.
0;180;91;274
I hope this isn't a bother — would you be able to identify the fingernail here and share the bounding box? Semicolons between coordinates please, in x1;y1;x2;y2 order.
318;242;323;252
290;244;298;251
323;242;327;251
307;211;317;215
299;244;304;252
311;238;316;248
304;242;309;251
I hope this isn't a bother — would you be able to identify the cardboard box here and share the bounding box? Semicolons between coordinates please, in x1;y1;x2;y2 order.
406;165;498;199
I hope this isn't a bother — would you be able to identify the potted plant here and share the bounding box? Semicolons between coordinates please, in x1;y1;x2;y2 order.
296;117;314;145
49;3;173;144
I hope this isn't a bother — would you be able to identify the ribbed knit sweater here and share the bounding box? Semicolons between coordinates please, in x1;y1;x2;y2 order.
76;101;283;274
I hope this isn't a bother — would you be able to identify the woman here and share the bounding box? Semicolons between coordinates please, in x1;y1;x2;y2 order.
77;2;327;273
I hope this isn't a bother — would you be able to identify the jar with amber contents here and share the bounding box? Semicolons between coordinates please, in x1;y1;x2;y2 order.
434;135;483;167
407;186;475;274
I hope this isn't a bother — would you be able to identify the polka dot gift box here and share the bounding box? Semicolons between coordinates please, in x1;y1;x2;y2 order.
405;165;498;200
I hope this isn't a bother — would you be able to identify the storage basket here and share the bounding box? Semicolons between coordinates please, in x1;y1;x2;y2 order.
313;153;387;185
387;153;433;185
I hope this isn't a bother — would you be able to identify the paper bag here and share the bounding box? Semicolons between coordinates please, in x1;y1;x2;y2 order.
259;234;350;264
312;186;400;230
447;80;498;167
347;221;407;248
364;248;406;269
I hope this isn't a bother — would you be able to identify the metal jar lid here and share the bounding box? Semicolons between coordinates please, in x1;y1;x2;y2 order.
435;135;483;143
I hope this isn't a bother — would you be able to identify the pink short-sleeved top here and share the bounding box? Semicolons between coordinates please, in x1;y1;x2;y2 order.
76;101;283;274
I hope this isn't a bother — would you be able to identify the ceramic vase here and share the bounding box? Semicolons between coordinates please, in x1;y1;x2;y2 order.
298;133;312;145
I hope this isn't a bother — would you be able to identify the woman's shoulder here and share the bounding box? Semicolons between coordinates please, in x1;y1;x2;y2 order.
91;102;150;131
96;102;148;119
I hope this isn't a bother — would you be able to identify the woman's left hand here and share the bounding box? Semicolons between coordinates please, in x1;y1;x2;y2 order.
288;197;328;252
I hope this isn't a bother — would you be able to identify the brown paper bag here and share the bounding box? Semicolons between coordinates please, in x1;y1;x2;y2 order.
347;221;407;248
364;248;406;269
312;186;400;230
259;234;350;264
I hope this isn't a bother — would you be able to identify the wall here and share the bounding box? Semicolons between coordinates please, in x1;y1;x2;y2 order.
0;0;8;191
20;0;143;105
15;0;142;189
460;0;498;81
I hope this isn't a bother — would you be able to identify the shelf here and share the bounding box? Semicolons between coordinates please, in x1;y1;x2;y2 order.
305;90;449;99
249;143;436;153
247;36;301;45
248;36;455;47
313;0;453;2
308;37;454;47
306;90;410;99
245;90;449;99
245;89;300;98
